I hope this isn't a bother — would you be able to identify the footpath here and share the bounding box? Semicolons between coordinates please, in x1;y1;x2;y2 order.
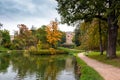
78;53;120;80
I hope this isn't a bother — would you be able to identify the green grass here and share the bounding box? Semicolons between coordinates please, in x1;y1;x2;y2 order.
58;47;82;55
0;46;9;51
59;47;104;80
87;51;120;68
76;57;104;80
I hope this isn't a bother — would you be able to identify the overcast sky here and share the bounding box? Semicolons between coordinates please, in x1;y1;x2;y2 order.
0;0;75;35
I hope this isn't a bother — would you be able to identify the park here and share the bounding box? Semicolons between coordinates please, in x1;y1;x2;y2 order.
0;0;120;80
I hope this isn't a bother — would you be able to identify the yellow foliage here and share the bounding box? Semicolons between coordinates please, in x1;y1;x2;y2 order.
49;48;56;54
46;21;62;48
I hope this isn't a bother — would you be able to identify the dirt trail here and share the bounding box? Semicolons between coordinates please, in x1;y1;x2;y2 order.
78;53;120;80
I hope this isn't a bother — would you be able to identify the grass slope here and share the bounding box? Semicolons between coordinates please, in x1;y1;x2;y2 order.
76;57;104;80
87;51;120;68
0;46;9;51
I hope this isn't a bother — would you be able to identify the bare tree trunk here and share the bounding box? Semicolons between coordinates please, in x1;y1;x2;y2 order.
99;19;103;55
107;10;118;58
107;0;119;58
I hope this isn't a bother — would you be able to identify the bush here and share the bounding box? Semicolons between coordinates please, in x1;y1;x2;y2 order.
61;43;75;48
28;46;36;52
42;43;50;49
37;40;42;50
49;48;56;54
29;49;68;55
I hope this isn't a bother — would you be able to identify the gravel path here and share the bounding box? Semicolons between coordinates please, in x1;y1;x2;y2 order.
78;53;120;80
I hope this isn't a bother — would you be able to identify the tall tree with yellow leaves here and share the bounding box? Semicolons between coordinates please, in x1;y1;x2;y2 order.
46;21;62;48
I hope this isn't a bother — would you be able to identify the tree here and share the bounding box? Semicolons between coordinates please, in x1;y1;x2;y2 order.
35;25;47;44
60;31;66;44
117;18;120;47
13;24;36;49
56;0;120;58
0;22;3;45
0;30;11;48
74;19;107;51
74;26;81;46
46;21;62;48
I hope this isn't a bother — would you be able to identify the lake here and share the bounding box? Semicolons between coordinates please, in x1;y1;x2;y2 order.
0;52;80;80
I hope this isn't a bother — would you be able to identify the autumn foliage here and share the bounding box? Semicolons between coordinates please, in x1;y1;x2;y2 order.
46;21;62;48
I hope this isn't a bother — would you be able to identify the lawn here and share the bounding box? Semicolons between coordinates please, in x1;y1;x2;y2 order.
87;51;120;68
0;46;9;51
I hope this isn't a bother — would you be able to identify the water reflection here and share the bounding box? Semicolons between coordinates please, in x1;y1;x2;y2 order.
0;53;79;80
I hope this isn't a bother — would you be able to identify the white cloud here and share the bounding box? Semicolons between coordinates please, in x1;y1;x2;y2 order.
0;0;75;35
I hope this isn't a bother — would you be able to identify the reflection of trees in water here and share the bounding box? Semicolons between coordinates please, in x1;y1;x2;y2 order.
0;54;10;73
73;57;81;80
10;54;67;80
0;53;78;80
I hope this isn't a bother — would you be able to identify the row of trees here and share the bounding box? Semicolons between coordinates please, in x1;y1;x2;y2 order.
74;19;109;49
56;0;120;58
0;21;66;50
11;21;65;50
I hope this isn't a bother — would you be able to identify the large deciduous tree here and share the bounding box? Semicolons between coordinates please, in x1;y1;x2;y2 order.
13;24;36;49
56;0;120;58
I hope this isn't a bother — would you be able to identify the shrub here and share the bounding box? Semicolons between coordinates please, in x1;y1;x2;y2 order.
42;43;50;49
28;46;36;52
61;43;75;48
29;49;68;55
37;40;42;50
49;48;56;54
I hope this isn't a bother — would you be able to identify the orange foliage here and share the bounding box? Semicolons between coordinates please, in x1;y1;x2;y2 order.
46;21;62;48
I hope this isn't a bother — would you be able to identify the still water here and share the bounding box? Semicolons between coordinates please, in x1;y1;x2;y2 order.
0;53;79;80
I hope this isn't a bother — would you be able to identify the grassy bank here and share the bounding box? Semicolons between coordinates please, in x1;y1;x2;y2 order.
29;48;68;55
59;47;104;80
76;57;104;80
87;51;120;68
0;46;9;51
58;47;82;54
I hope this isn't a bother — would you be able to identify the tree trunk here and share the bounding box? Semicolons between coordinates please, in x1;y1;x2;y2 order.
107;10;118;58
99;19;103;55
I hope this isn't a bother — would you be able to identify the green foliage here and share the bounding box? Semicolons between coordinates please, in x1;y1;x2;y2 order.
56;0;120;58
61;43;75;48
59;31;66;44
37;40;42;50
0;46;9;51
0;53;10;72
28;46;37;52
74;26;81;46
56;0;120;24
75;19;107;51
34;25;47;44
29;49;68;55
42;43;50;49
12;24;36;50
12;24;48;50
58;47;82;55
0;30;11;48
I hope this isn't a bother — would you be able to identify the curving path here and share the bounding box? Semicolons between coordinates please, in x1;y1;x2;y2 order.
78;53;120;80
